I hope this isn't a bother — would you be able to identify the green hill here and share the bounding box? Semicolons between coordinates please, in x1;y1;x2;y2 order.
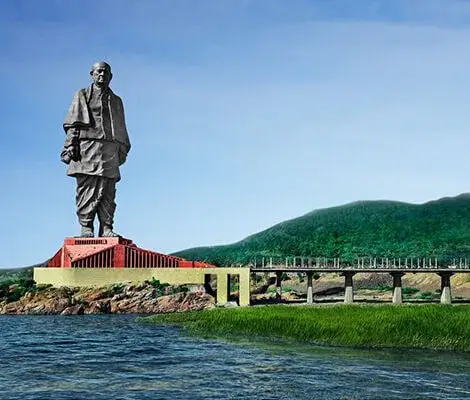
173;193;470;266
0;267;33;280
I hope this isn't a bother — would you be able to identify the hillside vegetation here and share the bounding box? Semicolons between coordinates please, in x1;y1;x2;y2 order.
173;193;470;266
0;267;34;303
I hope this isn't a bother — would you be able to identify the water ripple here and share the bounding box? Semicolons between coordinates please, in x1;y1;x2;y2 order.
1;315;470;399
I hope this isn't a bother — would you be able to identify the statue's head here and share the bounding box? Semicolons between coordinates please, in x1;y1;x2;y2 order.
90;61;112;88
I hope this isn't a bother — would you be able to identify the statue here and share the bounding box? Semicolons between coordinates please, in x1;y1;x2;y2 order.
61;61;131;237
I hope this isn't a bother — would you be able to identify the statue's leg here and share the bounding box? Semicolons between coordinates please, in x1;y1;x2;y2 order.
76;175;100;237
97;177;118;237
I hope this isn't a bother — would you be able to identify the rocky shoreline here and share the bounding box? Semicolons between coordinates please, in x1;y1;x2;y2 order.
0;281;215;315
3;271;470;315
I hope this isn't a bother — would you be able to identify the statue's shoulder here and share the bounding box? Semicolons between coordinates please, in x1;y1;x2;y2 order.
109;89;123;101
110;90;125;109
71;87;89;99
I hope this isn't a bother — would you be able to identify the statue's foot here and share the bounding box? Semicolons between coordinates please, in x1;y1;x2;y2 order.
80;226;94;237
102;225;119;237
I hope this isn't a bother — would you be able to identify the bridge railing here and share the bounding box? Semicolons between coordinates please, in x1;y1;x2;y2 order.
250;256;470;269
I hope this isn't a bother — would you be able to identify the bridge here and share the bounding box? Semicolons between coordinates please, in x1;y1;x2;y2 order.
250;257;470;305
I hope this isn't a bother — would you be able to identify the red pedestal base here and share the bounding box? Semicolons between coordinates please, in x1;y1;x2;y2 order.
47;237;213;269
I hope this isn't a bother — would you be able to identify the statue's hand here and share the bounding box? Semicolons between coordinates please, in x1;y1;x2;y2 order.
71;144;81;161
62;127;81;163
70;129;81;161
60;146;80;164
60;149;72;164
118;150;127;165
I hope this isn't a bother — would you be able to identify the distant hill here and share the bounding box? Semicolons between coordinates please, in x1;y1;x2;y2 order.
0;260;47;279
0;266;33;280
173;193;470;266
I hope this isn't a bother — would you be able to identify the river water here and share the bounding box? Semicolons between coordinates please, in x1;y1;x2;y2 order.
1;315;470;400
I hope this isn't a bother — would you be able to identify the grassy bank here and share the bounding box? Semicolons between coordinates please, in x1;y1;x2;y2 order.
142;305;470;352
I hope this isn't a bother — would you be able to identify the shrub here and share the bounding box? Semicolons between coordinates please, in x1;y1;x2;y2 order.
0;277;35;303
402;287;420;295
100;283;126;298
417;291;438;300
170;285;189;295
34;284;53;292
360;284;392;291
149;277;170;297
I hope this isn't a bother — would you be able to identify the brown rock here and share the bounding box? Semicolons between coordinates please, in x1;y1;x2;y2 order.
150;292;214;314
46;298;70;314
1;280;215;315
111;293;126;302
134;282;148;291
87;300;111;314
61;304;85;315
110;302;120;313
1;302;19;314
29;304;46;314
87;289;109;301
8;284;19;293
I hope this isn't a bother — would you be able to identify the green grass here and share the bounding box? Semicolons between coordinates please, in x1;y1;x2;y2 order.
141;305;470;352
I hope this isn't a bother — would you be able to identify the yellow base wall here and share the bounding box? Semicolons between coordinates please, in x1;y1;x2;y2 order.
33;267;251;306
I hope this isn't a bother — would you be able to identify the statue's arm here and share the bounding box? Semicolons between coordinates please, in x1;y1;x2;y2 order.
117;96;131;165
61;89;88;164
60;127;81;164
118;142;129;165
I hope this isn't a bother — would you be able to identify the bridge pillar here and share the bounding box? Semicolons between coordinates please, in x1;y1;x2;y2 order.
306;272;314;304
342;272;355;304
238;270;251;307
216;273;230;305
438;272;453;304
276;271;282;302
390;272;405;304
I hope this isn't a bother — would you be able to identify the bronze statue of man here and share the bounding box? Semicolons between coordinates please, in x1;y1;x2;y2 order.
61;61;131;237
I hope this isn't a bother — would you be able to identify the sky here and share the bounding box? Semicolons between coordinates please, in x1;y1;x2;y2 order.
1;0;470;267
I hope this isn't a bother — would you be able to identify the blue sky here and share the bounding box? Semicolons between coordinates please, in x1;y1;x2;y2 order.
2;0;470;267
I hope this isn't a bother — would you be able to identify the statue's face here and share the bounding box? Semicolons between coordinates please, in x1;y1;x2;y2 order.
91;63;112;87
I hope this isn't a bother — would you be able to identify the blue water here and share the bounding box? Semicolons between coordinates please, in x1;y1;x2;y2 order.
1;315;470;400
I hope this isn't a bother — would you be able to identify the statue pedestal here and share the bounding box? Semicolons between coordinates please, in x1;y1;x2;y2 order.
47;237;207;269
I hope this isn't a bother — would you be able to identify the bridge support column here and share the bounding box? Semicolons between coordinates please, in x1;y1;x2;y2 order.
276;271;282;302
390;272;405;304
438;272;453;304
216;273;230;305
342;272;355;304
239;269;251;307
306;272;313;304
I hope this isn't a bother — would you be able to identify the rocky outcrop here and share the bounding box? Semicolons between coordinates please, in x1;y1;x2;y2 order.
0;282;215;315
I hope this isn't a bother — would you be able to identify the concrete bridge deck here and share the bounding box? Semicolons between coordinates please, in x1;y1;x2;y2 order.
252;267;470;273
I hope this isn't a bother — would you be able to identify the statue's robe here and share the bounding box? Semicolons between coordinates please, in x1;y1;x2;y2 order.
62;85;131;230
